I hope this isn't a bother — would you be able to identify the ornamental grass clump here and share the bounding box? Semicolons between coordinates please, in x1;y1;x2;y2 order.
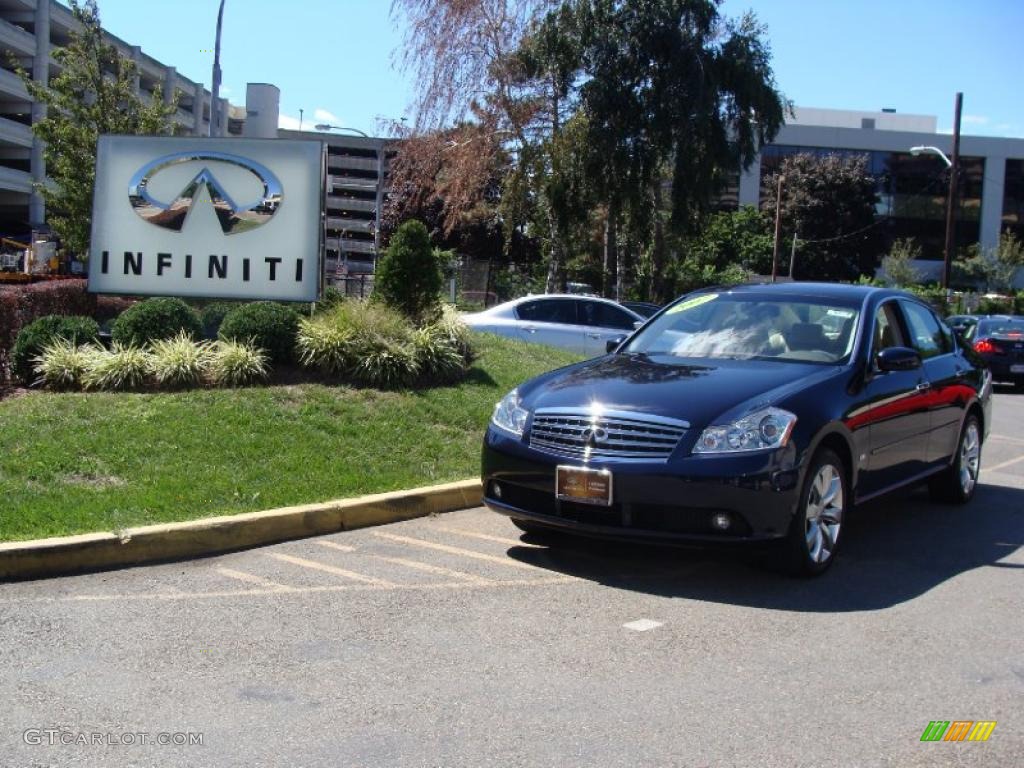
208;339;269;387
412;325;466;384
149;332;212;388
83;344;152;391
32;339;95;390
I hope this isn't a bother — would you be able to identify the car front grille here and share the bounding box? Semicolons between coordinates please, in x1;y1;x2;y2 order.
528;408;688;462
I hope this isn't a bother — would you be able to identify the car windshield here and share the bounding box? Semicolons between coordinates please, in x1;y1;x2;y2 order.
623;292;860;364
976;318;1024;337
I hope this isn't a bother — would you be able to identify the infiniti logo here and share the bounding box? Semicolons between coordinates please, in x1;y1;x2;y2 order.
128;151;283;235
582;426;609;448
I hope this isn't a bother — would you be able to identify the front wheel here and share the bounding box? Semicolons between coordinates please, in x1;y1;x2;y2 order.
781;449;848;577
929;415;982;504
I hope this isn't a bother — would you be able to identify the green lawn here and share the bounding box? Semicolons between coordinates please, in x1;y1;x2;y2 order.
0;335;580;542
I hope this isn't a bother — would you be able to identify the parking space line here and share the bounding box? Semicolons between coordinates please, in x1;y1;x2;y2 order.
372;531;560;574
436;527;538;548
268;553;398;586
317;541;357;553
984;454;1024;473
370;555;495;584
990;433;1024;446
215;567;296;591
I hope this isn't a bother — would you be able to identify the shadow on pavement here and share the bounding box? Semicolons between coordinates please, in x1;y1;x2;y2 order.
503;481;1024;613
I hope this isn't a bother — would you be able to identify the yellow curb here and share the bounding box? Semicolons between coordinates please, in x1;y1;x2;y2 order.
0;478;482;581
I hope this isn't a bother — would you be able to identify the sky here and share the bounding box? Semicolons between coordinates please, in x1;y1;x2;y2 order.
92;0;1024;139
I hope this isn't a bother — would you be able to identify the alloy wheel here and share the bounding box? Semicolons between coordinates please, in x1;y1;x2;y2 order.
805;464;843;564
959;422;981;496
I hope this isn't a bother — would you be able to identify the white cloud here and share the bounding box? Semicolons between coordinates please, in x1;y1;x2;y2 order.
962;114;989;125
278;113;303;130
314;108;340;124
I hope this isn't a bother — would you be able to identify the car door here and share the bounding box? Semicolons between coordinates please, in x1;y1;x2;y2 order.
513;298;586;353
899;300;970;465
577;300;641;357
852;300;934;498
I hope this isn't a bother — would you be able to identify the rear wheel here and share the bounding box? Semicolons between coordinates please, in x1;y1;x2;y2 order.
781;449;847;577
929;415;981;504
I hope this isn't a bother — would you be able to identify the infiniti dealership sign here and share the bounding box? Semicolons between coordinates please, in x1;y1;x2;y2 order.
89;136;325;302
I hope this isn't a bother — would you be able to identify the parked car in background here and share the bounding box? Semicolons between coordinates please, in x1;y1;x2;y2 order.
463;295;643;357
620;300;662;318
966;316;1024;389
946;314;980;336
482;284;992;576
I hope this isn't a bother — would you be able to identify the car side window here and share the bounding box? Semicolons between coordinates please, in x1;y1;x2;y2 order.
872;302;907;361
900;301;951;359
516;299;578;324
579;301;636;330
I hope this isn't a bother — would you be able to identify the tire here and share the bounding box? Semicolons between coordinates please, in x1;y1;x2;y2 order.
928;414;982;504
780;449;848;577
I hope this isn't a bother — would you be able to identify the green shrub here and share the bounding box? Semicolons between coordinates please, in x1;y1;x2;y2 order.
199;301;240;339
317;285;346;312
374;219;443;322
11;315;100;384
149;333;212;388
354;337;420;388
296;321;354;375
430;305;477;365
33;340;96;390
976;297;1014;316
83;344;152;391
218;301;299;365
413;326;465;384
111;297;202;346
208;340;269;387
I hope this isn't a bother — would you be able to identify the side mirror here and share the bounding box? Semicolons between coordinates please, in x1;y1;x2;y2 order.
876;346;922;372
606;336;627;354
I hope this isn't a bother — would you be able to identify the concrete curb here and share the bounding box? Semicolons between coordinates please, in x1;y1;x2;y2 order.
0;479;482;581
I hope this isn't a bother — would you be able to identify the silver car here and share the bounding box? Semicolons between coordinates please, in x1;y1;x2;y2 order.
463;294;644;356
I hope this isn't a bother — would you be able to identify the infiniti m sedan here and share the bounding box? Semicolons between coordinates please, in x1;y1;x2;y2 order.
482;283;992;575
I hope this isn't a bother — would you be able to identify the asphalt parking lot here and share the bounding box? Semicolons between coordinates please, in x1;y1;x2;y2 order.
1;391;1023;768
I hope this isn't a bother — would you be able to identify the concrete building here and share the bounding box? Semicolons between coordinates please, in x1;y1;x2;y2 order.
0;0;241;238
737;107;1024;282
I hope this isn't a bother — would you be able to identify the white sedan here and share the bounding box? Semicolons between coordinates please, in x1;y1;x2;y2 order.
463;295;645;356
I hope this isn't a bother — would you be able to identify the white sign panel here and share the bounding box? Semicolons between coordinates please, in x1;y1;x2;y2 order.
89;136;325;302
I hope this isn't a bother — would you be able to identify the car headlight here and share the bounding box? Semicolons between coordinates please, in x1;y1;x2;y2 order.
693;407;797;454
491;388;530;437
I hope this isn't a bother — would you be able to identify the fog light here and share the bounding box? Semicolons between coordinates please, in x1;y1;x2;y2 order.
711;512;732;531
492;482;502;499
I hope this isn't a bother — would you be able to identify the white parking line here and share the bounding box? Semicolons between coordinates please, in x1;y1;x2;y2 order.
373;531;563;574
268;553;397;586
370;555;495;585
436;527;538;548
990;434;1024;446
984;454;1024;473
317;540;357;553
624;619;663;632
215;567;295;592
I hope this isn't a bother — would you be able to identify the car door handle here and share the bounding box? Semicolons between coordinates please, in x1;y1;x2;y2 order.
955;368;967;379
523;326;537;334
586;332;601;339
915;382;931;392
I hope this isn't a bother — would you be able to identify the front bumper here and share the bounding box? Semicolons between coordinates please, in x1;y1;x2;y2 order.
482;427;803;545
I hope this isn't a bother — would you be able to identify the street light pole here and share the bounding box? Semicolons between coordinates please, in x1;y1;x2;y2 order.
770;175;784;283
942;92;963;290
209;0;225;137
314;123;370;138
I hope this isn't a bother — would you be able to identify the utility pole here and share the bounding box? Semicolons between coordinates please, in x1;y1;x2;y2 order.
788;232;799;278
209;0;225;137
771;175;784;283
942;92;963;289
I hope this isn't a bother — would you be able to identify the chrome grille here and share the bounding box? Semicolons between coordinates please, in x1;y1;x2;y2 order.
529;408;688;462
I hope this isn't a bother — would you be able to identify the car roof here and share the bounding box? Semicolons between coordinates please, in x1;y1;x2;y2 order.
690;282;908;303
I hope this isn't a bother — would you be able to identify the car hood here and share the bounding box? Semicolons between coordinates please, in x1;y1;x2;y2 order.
521;353;843;427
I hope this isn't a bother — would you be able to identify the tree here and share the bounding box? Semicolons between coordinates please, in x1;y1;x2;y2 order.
16;0;178;257
955;231;1024;293
880;238;923;287
761;153;882;281
683;206;773;276
374;219;444;321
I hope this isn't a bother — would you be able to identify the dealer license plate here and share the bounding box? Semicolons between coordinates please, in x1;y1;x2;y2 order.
1011;364;1024;374
556;465;613;506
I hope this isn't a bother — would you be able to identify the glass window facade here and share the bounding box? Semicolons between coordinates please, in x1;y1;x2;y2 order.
759;145;985;260
1003;159;1024;240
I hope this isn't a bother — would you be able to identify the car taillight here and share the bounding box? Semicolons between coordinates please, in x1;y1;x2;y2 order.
974;339;1004;355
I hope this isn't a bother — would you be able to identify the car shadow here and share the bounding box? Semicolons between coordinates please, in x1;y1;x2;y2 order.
502;481;1023;612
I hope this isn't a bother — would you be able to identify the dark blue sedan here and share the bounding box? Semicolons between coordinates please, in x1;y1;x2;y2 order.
481;284;993;576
